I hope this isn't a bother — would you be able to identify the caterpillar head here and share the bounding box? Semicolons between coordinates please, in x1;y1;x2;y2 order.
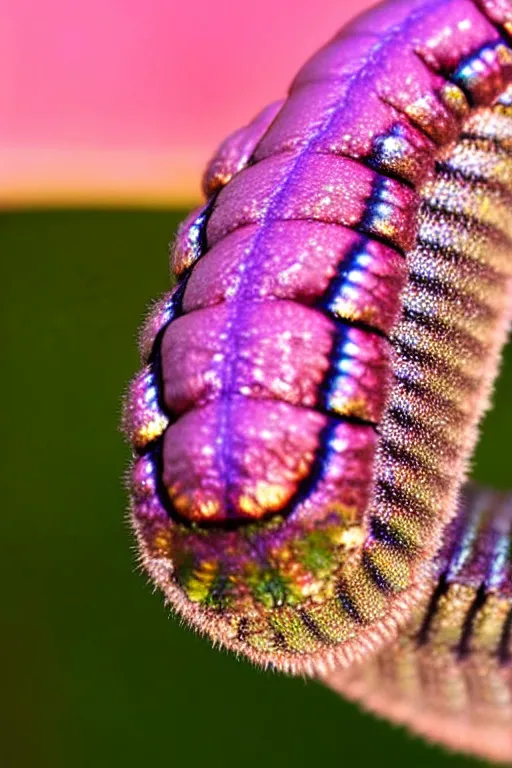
123;286;405;674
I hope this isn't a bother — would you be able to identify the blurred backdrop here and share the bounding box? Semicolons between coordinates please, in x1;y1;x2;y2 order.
3;1;512;767
3;0;370;206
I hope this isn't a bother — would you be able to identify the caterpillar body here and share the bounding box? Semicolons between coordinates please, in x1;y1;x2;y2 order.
123;0;512;759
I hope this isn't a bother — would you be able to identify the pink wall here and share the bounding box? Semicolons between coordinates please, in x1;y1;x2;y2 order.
2;0;375;206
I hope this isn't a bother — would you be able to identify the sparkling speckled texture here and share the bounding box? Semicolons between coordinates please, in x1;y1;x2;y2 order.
325;484;512;763
124;0;512;759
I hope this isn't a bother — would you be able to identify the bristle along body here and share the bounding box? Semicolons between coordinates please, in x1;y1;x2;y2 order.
324;484;512;762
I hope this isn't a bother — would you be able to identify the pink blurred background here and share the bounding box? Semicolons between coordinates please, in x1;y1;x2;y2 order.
2;0;374;206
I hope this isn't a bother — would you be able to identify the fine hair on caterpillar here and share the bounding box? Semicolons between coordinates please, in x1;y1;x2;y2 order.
123;0;512;761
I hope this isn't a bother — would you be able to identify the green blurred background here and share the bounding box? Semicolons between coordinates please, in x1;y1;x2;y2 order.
3;209;512;768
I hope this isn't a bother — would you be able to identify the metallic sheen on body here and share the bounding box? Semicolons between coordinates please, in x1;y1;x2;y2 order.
124;0;512;760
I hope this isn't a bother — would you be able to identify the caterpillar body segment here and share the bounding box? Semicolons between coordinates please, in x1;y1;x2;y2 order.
124;0;512;743
325;484;512;763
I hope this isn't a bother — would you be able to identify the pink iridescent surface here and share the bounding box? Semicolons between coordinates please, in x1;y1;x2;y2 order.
124;0;512;760
150;0;511;527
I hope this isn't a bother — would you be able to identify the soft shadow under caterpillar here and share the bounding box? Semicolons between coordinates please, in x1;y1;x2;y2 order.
123;0;512;760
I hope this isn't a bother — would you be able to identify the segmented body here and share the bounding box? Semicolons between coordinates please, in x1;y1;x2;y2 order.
329;485;512;761
123;0;512;759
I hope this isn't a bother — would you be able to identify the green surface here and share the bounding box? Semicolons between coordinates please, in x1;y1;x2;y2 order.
3;209;511;768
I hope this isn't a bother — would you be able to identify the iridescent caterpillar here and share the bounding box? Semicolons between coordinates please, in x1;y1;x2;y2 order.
123;0;512;760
